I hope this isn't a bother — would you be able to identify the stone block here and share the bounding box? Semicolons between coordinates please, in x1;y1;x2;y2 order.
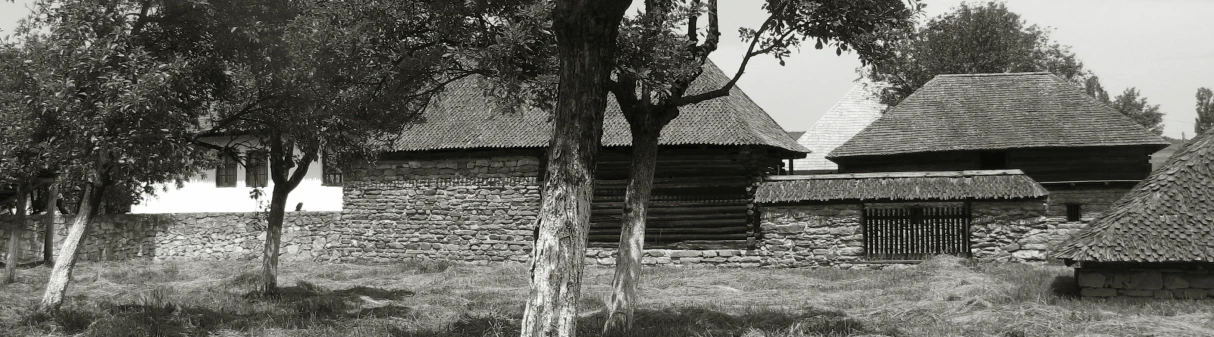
1153;290;1174;299
1081;288;1118;297
1124;270;1163;290
1119;289;1153;297
1077;272;1107;288
1175;289;1208;299
1187;274;1214;289
1163;273;1189;289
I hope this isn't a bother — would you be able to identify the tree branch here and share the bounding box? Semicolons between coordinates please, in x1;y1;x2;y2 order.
674;10;773;107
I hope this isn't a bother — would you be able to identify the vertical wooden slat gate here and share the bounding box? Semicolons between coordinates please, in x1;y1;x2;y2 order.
862;205;971;260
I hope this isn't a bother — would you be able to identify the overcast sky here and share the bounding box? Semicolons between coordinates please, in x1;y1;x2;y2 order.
3;0;1211;139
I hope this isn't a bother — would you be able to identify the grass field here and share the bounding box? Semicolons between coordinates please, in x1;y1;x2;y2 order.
0;256;1211;336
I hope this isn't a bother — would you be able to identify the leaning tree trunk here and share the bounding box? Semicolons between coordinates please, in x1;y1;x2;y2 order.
43;181;57;266
4;185;27;284
40;182;105;312
520;1;630;336
603;118;663;333
259;184;290;295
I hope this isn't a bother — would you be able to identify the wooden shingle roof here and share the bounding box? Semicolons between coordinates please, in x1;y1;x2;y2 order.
383;62;808;155
756;170;1048;203
1054;133;1214;263
828;73;1169;159
794;82;885;171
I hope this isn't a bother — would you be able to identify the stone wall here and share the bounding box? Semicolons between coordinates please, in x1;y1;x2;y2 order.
338;154;542;264
0;212;339;263
1077;262;1214;299
970;200;1090;262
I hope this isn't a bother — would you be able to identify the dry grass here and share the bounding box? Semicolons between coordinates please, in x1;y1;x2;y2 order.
0;256;1211;336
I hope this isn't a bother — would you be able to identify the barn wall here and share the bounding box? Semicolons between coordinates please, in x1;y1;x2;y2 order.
1075;262;1214;299
338;152;544;263
835;146;1155;183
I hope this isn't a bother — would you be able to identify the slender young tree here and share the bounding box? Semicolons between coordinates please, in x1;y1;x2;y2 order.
191;0;524;295
1196;87;1213;135
600;0;917;332
11;0;233;311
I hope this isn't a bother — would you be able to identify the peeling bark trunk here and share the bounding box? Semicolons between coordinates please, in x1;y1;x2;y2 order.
43;181;57;266
39;182;105;312
5;185;26;284
603;122;662;333
259;185;288;295
520;1;630;336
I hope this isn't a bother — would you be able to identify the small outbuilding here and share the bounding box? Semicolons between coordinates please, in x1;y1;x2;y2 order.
1054;133;1214;298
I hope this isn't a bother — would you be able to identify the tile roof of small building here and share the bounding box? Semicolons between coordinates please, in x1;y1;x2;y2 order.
828;73;1170;159
1054;133;1214;263
383;62;808;155
756;169;1048;203
793;82;886;171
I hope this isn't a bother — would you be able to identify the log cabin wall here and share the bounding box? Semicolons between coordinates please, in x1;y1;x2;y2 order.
588;145;783;247
834;146;1156;183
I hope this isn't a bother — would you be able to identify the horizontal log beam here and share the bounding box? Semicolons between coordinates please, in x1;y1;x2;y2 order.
589;226;750;235
588;233;750;242
589;218;746;228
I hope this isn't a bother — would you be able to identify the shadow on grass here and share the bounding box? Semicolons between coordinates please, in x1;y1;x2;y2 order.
396;306;902;337
20;282;416;337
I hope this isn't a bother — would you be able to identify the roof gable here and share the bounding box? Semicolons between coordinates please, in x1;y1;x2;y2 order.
828;73;1169;159
1054;133;1214;263
794;82;886;171
384;63;808;154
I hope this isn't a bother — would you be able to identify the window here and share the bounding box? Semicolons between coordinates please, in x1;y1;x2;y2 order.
1066;204;1082;222
216;153;237;187
322;154;343;186
246;151;268;188
979;151;1008;170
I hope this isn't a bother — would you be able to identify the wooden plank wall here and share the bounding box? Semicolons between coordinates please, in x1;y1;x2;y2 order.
837;146;1155;183
589;147;756;245
863;204;971;261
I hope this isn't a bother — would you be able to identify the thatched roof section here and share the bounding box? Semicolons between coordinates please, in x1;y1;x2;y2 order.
829;73;1169;159
382;62;808;155
1054;133;1214;263
756;170;1048;203
794;82;885;171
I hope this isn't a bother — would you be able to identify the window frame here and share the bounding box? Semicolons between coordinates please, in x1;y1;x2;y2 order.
321;153;343;187
246;150;269;188
1066;204;1082;222
216;153;238;188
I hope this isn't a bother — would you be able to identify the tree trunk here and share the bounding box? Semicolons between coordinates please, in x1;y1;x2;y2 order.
39;182;105;312
603;121;662;333
43;181;57;266
520;1;630;336
259;136;314;296
259;184;289;295
5;185;27;284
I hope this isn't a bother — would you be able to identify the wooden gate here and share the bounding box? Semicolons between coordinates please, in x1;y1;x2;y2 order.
862;205;971;260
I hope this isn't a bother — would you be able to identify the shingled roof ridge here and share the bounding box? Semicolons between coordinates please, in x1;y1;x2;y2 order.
934;72;1054;77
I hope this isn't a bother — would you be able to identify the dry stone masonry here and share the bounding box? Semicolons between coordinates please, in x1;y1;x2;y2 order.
1076;262;1214;299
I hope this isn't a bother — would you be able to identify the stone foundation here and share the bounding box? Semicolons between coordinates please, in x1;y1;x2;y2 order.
0;212;339;263
1076;262;1214;299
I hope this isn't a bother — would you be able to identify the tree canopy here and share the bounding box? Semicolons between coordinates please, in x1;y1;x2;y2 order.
1197;87;1214;135
1110;87;1165;136
863;1;1086;105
